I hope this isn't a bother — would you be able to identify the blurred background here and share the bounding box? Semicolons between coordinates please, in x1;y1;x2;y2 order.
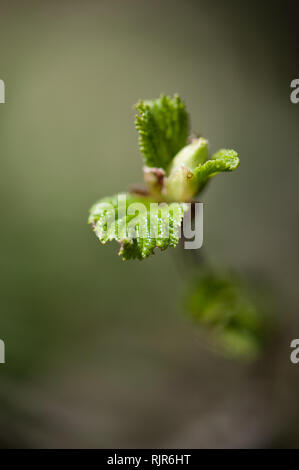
0;0;299;448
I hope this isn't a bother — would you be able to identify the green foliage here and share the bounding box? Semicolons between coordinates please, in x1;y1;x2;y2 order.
89;94;239;260
88;193;188;260
186;272;271;358
135;94;189;169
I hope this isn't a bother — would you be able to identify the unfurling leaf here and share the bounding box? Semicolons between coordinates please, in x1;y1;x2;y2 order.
166;142;239;202
194;148;239;193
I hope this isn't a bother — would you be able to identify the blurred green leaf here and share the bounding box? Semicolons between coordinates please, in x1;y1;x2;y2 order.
186;271;273;359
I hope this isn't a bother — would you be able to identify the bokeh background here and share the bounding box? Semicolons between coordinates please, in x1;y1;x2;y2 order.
0;0;299;448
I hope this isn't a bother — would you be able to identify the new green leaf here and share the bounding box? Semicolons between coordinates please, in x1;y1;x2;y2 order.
88;193;188;260
135;94;189;169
